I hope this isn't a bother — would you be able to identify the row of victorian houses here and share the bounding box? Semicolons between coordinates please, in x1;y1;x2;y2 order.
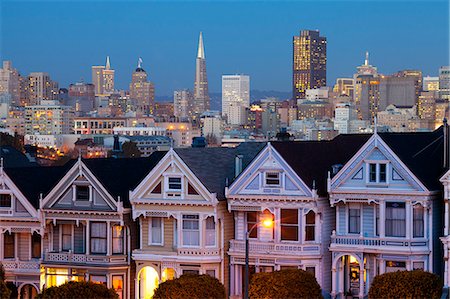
1;126;450;299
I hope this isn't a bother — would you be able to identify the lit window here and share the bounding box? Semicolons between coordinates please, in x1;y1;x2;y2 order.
112;275;124;299
112;225;124;254
265;172;280;186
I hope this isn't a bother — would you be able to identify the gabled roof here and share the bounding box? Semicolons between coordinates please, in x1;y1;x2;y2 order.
271;134;371;196
0;146;38;168
175;142;266;200
82;152;167;207
5;160;75;209
379;127;445;191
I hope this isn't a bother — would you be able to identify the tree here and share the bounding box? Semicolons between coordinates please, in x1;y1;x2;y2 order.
122;141;141;158
36;281;118;299
369;270;442;299
153;274;226;299
249;269;323;299
0;133;24;152
0;264;12;299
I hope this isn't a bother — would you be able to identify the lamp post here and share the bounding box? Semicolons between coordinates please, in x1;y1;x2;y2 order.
244;218;273;299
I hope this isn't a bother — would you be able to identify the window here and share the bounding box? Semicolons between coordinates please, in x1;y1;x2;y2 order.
182;269;199;275
375;205;380;236
76;186;89;201
90;275;107;285
168;177;182;190
0;194;11;207
182;215;199;246
61;224;72;252
112;275;124;299
413;206;424;238
150;218;163;245
281;209;298;241
386;202;406;237
379;164;387;182
205;217;215;246
348;208;361;234
305;266;316;276
369;163;377;182
265;172;280;186
246;212;258;239
90;222;107;254
413;262;425;270
305;211;316;241
206;270;216;278
32;232;41;258
112;225;124;254
4;232;14;258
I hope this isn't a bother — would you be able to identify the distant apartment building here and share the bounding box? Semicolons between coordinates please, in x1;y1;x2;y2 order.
129;59;155;116
334;103;359;134
104;135;171;157
68;82;95;115
201;112;223;144
173;89;194;120
354;74;380;123
25;100;74;135
418;91;439;130
423;76;439;91
377;104;418;132
74;117;127;135
156;122;201;147
222;75;250;125
380;74;419;108
0;61;20;105
297;100;333;120
439;66;450;100
92;56;115;96
293;30;327;100
26;72;59;105
113;126;166;136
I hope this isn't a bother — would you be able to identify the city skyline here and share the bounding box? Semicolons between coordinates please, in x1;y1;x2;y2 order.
1;1;449;96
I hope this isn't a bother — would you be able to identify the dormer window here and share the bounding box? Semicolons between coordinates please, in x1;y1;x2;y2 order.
76;186;89;201
368;163;388;184
265;172;280;186
0;194;11;208
168;177;182;191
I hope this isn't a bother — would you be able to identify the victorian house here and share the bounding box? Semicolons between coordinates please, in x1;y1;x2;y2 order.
130;144;263;299
225;135;370;298
328;129;444;298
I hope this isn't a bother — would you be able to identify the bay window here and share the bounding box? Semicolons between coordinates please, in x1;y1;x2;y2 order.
348;208;361;234
61;224;72;252
90;222;107;254
32;232;41;258
182;215;199;246
246;212;258;239
4;232;14;258
205;216;215;246
386;202;406;237
413;206;424;238
305;211;316;241
281;209;298;241
150;218;163;245
112;225;124;254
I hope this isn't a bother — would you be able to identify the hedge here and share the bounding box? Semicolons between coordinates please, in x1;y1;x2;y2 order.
153;274;226;299
36;281;118;299
249;269;323;299
368;270;442;299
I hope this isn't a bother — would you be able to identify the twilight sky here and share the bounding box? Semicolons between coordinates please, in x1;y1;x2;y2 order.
1;0;449;96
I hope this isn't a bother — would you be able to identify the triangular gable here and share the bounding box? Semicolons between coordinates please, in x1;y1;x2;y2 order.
227;143;313;197
331;134;427;192
0;168;38;218
131;148;217;205
42;159;117;211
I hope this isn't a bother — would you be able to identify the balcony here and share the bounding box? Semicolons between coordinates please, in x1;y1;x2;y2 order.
2;260;40;273
229;240;320;256
330;235;429;252
43;252;128;265
177;248;220;256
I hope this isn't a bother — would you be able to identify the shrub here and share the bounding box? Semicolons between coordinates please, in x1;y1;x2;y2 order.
0;264;11;299
153;274;226;299
249;269;323;299
36;281;118;299
368;270;442;299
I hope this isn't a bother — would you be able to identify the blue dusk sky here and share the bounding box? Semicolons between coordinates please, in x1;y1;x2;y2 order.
1;0;449;96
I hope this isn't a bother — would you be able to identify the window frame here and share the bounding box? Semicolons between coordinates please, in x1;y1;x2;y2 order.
167;177;182;191
348;207;361;234
182;214;200;247
3;232;15;259
149;217;164;246
305;210;316;242
366;161;389;185
205;216;216;247
112;225;124;254
413;205;425;238
90;222;107;254
265;172;281;187
385;202;406;237
76;185;90;201
0;193;12;208
280;209;299;242
246;211;258;239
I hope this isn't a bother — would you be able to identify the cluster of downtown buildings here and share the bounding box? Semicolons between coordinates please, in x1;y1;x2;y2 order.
0;28;449;299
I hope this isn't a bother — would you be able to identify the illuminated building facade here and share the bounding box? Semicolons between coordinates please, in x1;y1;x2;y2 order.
222;75;250;125
91;56;115;96
25;101;74;135
292;30;327;100
439;66;450;100
129;59;155;116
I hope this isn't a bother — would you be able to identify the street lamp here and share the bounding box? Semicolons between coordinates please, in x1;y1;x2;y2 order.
244;216;274;299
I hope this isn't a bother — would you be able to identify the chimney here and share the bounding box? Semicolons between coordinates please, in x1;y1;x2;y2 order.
235;155;243;178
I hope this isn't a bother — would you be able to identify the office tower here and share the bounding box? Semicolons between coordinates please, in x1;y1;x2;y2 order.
418;91;438;120
129;58;155;116
27;72;59;105
222;75;250;125
68;82;95;115
354;74;380;122
423;76;439;91
439;66;450;100
25;100;74;135
174;89;194;119
193;32;210;115
92;56;115;96
379;75;417;108
333;78;354;97
0;61;20;106
292;30;327;100
393;70;423;103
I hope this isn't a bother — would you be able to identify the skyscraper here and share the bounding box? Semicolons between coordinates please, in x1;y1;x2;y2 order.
222;75;250;125
0;61;20;106
92;56;115;96
129;58;155;116
193;32;210;115
292;30;327;100
439;66;450;100
174;89;194;120
27;72;59;105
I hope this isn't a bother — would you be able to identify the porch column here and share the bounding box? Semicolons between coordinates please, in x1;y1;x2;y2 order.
405;201;412;239
359;262;364;298
331;267;337;299
230;264;235;296
445;201;449;236
107;221;111;255
86;221;90;254
380;201;385;237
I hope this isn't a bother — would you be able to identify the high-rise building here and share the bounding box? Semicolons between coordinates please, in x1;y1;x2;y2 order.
354;74;380;122
392;69;423;103
193;32;210;115
292;30;327;100
379;75;417;108
355;52;378;77
334;103;359;134
423;76;439;91
68;82;95;115
92;56;115;96
25;100;74;135
129;58;155;116
333;78;354;97
27;72;59;105
222;75;250;125
174;89;194;120
439;66;450;100
0;61;20;106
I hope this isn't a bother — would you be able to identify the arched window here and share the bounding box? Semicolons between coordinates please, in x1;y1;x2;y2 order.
112;225;124;254
305;211;315;241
